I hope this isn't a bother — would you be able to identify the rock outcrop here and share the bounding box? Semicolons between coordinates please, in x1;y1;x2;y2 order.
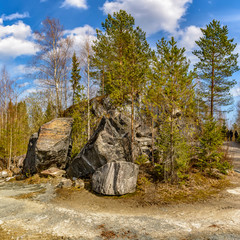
23;133;38;175
67;117;134;178
92;161;139;195
23;118;73;175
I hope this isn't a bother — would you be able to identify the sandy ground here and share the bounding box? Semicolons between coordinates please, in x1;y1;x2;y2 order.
1;142;240;239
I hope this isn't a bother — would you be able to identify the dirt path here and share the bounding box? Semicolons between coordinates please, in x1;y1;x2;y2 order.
2;142;240;239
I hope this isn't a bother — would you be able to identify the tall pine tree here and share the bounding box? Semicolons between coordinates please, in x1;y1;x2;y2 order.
92;10;151;160
193;20;239;117
70;52;81;105
148;37;195;183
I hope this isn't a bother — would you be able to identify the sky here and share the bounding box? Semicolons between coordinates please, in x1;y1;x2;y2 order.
1;0;240;125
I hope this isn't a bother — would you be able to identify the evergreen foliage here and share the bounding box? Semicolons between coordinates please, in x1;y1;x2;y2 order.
92;10;151;160
148;37;195;183
71;85;88;158
193;20;239;117
44;100;56;123
196;117;230;174
70;52;81;105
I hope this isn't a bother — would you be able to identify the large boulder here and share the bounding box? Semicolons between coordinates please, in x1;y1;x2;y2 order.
23;118;73;175
35;118;73;172
67;117;134;178
92;161;139;195
23;133;38;175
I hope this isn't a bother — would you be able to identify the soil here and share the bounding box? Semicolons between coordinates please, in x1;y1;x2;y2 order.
1;141;240;239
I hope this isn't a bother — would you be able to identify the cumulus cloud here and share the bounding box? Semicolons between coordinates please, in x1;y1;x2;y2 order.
0;37;36;57
0;21;37;58
231;87;240;97
65;24;96;53
178;25;202;50
102;0;192;35
18;82;30;88
2;12;30;21
0;21;31;39
15;64;36;75
61;0;88;9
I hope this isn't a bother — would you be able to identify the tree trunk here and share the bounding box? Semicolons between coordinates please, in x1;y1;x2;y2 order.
131;90;135;162
87;48;90;140
151;105;154;164
211;44;215;118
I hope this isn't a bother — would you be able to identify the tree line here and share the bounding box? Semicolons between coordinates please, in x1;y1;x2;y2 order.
0;10;238;183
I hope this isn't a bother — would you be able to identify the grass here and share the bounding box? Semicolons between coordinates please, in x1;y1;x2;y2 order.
135;168;231;206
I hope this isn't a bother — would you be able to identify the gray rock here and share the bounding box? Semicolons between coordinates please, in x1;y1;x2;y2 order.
40;167;66;178
35;118;73;172
0;170;12;178
67;117;133;178
23;118;73;176
92;161;139;196
23;133;38;175
15;155;26;169
57;178;72;188
74;179;85;189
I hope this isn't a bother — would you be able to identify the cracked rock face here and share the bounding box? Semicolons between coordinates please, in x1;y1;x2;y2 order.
23;118;73;175
67;117;133;178
92;161;139;196
23;133;38;175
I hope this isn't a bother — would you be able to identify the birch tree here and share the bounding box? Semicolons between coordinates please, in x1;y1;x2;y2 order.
33;17;72;116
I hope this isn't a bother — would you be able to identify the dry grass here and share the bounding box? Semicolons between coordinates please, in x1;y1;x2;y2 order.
13;188;46;200
0;226;67;240
135;168;231;206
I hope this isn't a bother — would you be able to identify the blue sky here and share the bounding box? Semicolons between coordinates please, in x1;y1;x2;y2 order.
1;0;240;124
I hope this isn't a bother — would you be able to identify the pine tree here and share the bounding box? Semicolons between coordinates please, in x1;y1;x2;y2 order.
44;100;56;123
70;52;81;105
71;85;88;158
193;20;239;117
92;10;151;160
148;37;195;183
196;117;228;174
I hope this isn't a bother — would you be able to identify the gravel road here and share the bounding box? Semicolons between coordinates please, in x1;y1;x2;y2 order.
1;142;240;239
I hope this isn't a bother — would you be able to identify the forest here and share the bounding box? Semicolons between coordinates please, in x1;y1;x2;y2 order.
0;10;239;184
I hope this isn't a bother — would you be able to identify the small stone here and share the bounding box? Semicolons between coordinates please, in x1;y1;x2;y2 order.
57;178;72;188
41;167;66;178
74;179;85;189
5;176;15;182
0;170;12;178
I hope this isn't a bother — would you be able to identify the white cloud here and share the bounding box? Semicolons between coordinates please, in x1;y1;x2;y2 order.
15;64;36;75
231;87;240;97
0;37;36;57
65;25;96;53
2;12;30;21
102;0;192;35
61;0;88;9
19;82;30;88
0;21;31;39
178;25;202;50
0;21;37;58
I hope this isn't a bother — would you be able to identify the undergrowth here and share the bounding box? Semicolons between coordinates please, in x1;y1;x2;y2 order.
135;163;231;206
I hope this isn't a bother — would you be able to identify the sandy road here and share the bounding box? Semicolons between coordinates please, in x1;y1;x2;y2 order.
1;142;240;239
